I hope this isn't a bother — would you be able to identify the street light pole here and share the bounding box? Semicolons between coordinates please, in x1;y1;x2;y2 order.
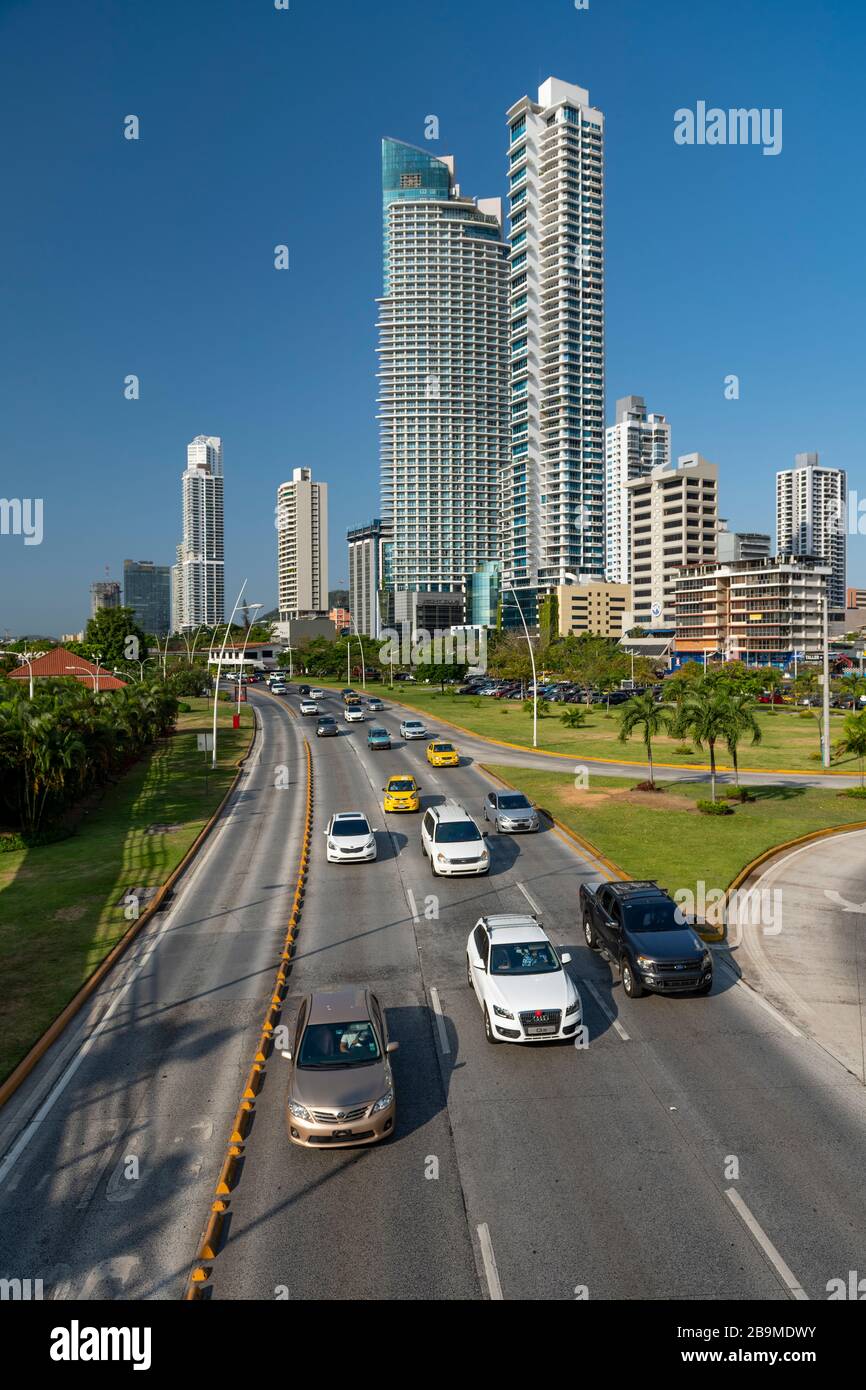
237;604;263;718
504;576;537;749
822;594;831;769
212;582;247;769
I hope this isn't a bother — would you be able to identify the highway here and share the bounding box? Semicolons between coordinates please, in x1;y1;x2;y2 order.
1;686;866;1301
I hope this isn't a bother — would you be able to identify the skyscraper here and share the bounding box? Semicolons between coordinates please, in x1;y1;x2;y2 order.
503;77;605;628
604;396;670;583
348;518;392;638
776;453;847;608
377;139;509;627
277;467;328;621
123;559;171;636
626;454;719;629
90;580;121;617
172;435;225;631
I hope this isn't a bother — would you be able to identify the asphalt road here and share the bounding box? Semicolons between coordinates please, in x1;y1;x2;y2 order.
210;688;866;1301
2;687;866;1301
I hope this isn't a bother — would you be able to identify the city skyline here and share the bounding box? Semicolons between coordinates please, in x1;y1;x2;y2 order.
1;0;864;634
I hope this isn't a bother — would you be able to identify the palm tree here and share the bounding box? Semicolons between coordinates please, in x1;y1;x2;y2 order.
759;666;784;715
618;692;671;789
720;689;763;787
681;683;731;802
835;711;866;786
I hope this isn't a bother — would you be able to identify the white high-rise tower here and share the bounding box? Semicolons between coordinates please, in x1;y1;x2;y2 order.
172;435;225;631
605;396;670;583
776;453;847;608
503;77;605;628
277;467;329;620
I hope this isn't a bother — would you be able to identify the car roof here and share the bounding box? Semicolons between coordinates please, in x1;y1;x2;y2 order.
478;913;547;943
318;714;336;721
331;810;368;823
431;799;474;823
403;717;424;723
307;987;371;1024
387;773;416;782
605;879;665;899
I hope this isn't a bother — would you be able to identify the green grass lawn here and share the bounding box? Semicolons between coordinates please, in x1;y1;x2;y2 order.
0;698;253;1083
485;764;866;903
309;678;860;775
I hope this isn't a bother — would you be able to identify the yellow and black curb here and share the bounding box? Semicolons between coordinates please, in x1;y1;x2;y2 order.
0;709;258;1111
183;734;313;1299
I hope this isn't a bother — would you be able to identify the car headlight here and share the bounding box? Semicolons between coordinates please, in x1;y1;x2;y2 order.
327;839;337;851
493;1005;515;1020
565;997;581;1017
636;955;656;970
366;836;376;849
371;1090;393;1114
436;852;448;863
288;1099;312;1121
701;951;712;969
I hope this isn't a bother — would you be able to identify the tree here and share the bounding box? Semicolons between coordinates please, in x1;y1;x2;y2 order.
618;692;671;789
681;683;732;802
72;606;150;667
835;711;866;786
720;689;763;786
757;666;784;714
537;594;559;650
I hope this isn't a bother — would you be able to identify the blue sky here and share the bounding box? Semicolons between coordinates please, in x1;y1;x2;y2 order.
1;0;863;634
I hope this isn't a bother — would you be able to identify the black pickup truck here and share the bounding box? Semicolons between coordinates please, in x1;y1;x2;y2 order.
579;880;712;998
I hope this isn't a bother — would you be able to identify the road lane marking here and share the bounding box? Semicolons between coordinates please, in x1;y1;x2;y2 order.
477;1223;503;1300
716;958;803;1038
429;988;450;1054
583;980;630;1041
516;881;542;916
725;1188;809;1300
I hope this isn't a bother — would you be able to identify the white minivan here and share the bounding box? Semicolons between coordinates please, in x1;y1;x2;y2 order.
421;800;489;877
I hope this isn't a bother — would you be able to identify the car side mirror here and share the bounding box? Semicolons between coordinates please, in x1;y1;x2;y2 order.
386;1041;399;1054
560;952;572;965
281;1049;292;1061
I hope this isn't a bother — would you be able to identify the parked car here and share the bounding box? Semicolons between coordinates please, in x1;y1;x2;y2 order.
283;987;398;1147
299;699;319;716
382;775;421;813
316;715;338;737
421;800;489;877
324;811;377;864
579;880;712;998
400;718;428;740
483;790;539;833
466;915;581;1044
367;725;391;751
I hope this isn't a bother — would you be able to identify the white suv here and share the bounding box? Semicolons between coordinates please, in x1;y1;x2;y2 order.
466;915;582;1044
400;719;428;740
421;801;489;877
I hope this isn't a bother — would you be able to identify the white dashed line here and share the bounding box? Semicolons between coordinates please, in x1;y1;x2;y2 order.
725;1188;809;1300
477;1223;504;1300
516;881;542;916
428;987;450;1055
583;979;630;1041
716;958;803;1038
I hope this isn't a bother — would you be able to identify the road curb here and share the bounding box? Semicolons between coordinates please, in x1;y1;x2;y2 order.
0;706;258;1110
183;733;313;1298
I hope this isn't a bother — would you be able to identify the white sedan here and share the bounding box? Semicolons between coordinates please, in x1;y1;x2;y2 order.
400;719;428;740
344;703;365;723
466;914;582;1045
324;812;378;864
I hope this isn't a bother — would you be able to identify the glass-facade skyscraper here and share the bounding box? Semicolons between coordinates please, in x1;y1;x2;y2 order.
377;139;509;620
123;559;171;636
503;78;605;628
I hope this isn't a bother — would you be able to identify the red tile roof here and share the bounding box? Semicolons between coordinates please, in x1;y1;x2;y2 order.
7;646;128;689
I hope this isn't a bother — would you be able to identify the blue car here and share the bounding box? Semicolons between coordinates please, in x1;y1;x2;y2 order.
367;725;391;751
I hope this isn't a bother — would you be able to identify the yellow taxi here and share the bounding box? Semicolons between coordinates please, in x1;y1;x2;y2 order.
382;775;421;813
426;740;459;767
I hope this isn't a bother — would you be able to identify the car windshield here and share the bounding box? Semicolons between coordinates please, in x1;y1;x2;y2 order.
435;822;481;844
298;1020;380;1068
405;722;423;729
388;779;415;792
624;900;688;931
498;794;531;810
318;717;335;725
370;727;388;737
331;818;370;837
489;942;560;974
434;744;454;752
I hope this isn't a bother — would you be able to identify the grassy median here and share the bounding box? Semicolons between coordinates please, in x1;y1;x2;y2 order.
311;678;859;775
0;698;253;1083
485;764;866;899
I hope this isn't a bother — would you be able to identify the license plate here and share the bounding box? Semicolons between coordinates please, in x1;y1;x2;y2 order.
526;1025;556;1036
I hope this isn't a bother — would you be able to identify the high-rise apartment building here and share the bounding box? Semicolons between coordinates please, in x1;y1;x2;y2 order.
716;521;771;564
675;556;831;664
625;453;719;628
123;560;171;636
277;467;328;621
377;139;509;626
90;580;121;617
348;519;392;638
604;396;670;583
172;436;225;632
503;77;605;629
776;453;847;608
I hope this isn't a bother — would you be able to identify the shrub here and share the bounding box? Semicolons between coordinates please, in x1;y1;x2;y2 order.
176;701;192;713
674;744;694;755
722;787;755;803
560;707;587;729
839;787;866;800
697;799;734;815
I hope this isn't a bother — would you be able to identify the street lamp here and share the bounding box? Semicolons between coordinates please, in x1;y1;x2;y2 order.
821;594;831;770
66;664;99;691
211;581;248;769
237;604;263;718
348;613;366;690
17;650;45;699
503;574;538;749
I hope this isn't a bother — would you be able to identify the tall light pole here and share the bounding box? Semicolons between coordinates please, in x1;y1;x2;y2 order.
212;581;247;769
18;650;44;699
237;604;263;717
821;593;831;769
66;664;99;692
503;574;538;749
349;613;366;690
